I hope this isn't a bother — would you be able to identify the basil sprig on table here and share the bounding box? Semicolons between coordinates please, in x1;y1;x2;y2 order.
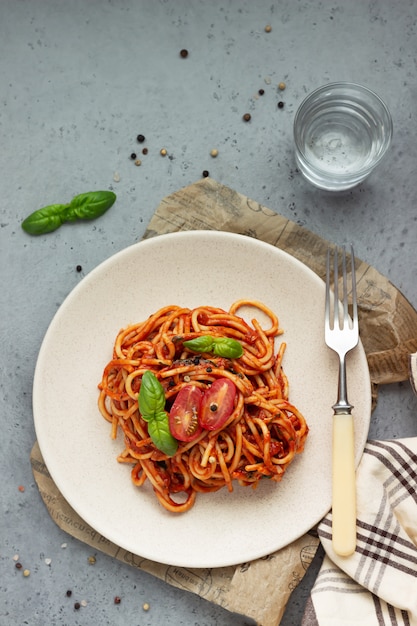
21;190;116;235
138;370;178;457
183;335;244;359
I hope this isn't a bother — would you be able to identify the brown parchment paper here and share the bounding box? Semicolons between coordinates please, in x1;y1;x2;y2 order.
31;178;417;626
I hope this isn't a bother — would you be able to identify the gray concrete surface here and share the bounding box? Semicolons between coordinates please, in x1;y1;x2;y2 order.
1;1;416;624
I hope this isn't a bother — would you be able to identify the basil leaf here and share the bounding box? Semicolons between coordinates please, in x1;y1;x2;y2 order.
69;191;116;220
212;337;244;358
183;335;243;358
147;412;178;457
138;370;166;418
21;204;67;235
183;335;215;353
21;190;116;235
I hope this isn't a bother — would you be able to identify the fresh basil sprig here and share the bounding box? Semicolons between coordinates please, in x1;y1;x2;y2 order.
138;370;178;457
21;190;116;235
183;335;244;359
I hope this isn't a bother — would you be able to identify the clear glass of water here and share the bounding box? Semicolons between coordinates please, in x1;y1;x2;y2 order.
293;82;393;191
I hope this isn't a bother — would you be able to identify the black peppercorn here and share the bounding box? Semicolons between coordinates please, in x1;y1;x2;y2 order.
202;170;209;178
258;89;265;95
142;147;148;155
66;590;72;597
277;101;284;109
180;49;188;58
243;113;251;121
76;265;82;272
74;602;81;610
136;134;145;143
130;153;137;160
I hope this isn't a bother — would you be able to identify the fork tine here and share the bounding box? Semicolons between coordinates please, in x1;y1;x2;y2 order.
333;247;339;330
325;247;331;327
342;246;349;329
350;244;358;329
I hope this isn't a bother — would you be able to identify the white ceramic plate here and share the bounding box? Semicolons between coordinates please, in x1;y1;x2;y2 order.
33;231;371;568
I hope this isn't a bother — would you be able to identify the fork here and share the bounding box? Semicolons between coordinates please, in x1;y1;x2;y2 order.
325;244;359;556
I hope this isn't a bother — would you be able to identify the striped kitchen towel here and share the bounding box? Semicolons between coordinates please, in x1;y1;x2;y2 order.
302;438;417;625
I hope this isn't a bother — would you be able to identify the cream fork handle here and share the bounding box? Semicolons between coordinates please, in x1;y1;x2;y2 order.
332;412;357;556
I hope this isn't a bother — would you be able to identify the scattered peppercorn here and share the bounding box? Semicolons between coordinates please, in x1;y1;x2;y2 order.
142;147;148;155
277;101;284;109
202;170;209;178
206;367;212;373
136;134;145;143
74;602;81;610
278;82;286;90
114;596;121;605
160;148;167;156
23;569;30;577
143;603;150;611
258;89;265;95
87;555;96;565
130;153;137;160
15;562;22;569
134;159;142;166
243;113;251;122
210;149;218;158
210;403;218;412
76;265;82;272
265;24;272;32
66;590;72;597
180;49;188;58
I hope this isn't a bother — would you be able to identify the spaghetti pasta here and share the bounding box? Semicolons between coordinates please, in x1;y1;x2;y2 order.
98;300;309;513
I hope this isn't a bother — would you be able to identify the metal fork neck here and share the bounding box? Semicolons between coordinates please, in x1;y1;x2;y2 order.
332;355;354;414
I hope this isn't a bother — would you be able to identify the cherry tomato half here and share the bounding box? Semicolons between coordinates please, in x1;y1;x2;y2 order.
169;385;203;442
199;378;236;431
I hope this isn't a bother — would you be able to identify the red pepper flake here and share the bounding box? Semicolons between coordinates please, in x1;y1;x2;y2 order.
18;485;25;492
